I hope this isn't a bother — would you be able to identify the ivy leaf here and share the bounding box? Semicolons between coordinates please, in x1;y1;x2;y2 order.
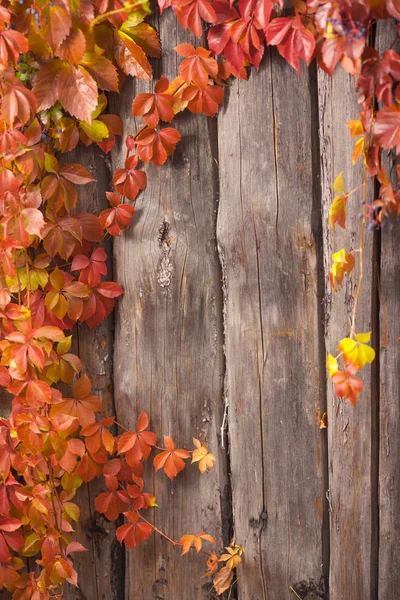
372;105;400;150
338;333;376;370
329;172;348;230
153;436;190;480
43;2;72;52
182;83;224;117
329;249;355;291
117;412;157;466
113;155;147;201
265;14;316;73
56;28;86;64
172;0;217;38
81;52;119;92
132;77;175;128
116;511;153;548
191;438;216;473
331;364;363;405
124;23;161;59
0;30;29;69
135;127;181;166
57;65;98;123
114;30;152;80
213;566;233;596
180;532;215;555
175;43;218;88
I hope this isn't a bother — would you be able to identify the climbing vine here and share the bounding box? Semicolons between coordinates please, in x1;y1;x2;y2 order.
0;0;398;597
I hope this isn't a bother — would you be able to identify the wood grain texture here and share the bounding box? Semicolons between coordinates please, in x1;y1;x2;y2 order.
217;53;325;600
318;67;375;598
62;146;124;600
375;21;400;600
110;11;229;600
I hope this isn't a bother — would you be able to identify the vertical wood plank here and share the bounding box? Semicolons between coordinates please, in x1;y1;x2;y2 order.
318;67;374;598
110;11;229;599
375;20;400;600
217;53;325;599
63;146;124;600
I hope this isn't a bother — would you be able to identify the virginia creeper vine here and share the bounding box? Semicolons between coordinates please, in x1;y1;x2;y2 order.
0;0;398;597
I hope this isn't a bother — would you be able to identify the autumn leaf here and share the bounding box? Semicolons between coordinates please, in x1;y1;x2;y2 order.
219;544;244;570
329;249;355;291
116;511;153;548
100;193;135;236
175;44;218;89
372;105;400;150
337;332;376;370
265;14;316;73
191;438;216;473
153;436;190;480
329;172;348;230
132;77;175;127
213;566;233;596
326;354;338;378
114;30;152;80
135;127;181;166
331;364;363;405
180;532;215;555
117;412;157;467
113;156;147;201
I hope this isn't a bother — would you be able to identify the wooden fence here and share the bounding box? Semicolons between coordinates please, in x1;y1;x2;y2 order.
2;15;397;600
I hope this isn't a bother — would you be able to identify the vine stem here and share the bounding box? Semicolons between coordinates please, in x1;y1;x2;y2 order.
139;515;214;557
350;166;367;339
91;4;138;26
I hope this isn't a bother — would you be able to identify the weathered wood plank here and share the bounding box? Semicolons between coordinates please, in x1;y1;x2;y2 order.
217;52;325;599
110;10;228;599
375;20;400;600
63;146;124;600
318;67;375;597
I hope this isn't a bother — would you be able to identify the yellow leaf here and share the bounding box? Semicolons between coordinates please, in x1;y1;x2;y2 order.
338;335;375;369
352;137;364;165
333;172;345;195
329;249;355;290
329;194;348;229
356;332;371;343
347;119;364;138
326;354;338;377
320;412;328;429
191;438;216;474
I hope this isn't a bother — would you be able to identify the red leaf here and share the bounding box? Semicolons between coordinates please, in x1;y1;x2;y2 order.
60;164;95;185
135;127;181;166
265;14;316;73
81;52;119;92
175;44;218;88
114;31;152;80
116;512;153;548
153;436;190;480
132;77;175;128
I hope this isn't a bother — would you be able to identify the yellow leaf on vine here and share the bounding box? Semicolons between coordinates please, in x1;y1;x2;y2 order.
338;333;375;369
333;172;345;195
329;194;348;229
219;544;244;570
329;249;355;290
180;532;215;555
347;119;364;138
326;354;338;377
191;438;216;474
